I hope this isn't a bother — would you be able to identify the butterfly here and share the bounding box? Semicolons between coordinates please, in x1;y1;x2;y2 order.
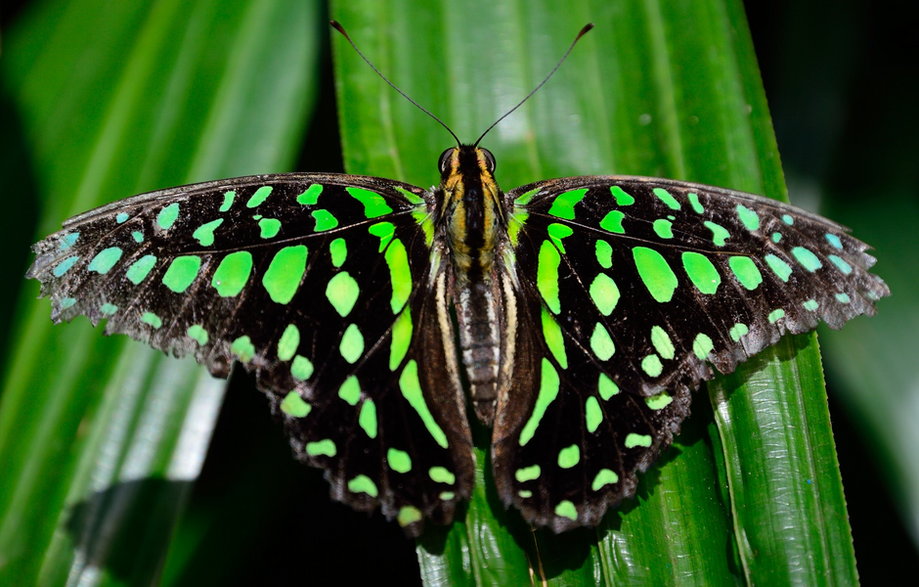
27;23;888;536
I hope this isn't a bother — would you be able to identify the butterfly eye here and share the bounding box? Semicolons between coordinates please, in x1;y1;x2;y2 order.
438;148;454;174
480;148;496;173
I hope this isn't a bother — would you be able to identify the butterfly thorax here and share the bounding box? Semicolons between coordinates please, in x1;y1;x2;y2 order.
435;145;514;424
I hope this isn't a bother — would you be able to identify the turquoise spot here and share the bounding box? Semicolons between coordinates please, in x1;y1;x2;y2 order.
132;231;144;243
555;501;578;521
297;184;322;206
515;465;541;482
782;214;794;225
187;324;209;345
262;245;307;304
162;255;202;293
258;218;282;239
329;238;347;268
681;251;720;295
736;204;760;231
429;467;456;485
688;192;704;214
828;255;853;275
558;444;580;468
347;475;378;497
212;251;253;297
641;355;663;377
825;233;843;249
547;188;588;220
193;218;224;246
311;209;339;231
52;255;80;277
595;240;613;269
116;212;129;223
60;297;76;309
803;299;819;311
610;186;635;206
704;221;730;246
87;247;123;274
100;303;118;316
728;256;763;290
765;254;793;282
598;373;619;400
729;323;749;341
326;272;360;317
632;246;678;303
792;246;823;272
519;359;559;446
590;322;615;361
537;240;562;314
835;292;851;304
277;324;300;361
625;433;652;448
246;185;273;208
141;312;162;329
652;187;681;210
599;209;625;233
585;396;603;433
768;309;785;323
541;307;568;368
231;335;255;362
592;469;619;491
340;324;364;364
772;232;782;243
399;360;448;449
157;203;180;230
589;273;620;316
693;333;714;360
359;398;377;438
291;355;313;381
280;392;311;418
388;448;412;473
126;255;157;284
59;232;79;250
306;439;336;457
653;218;673;238
650;326;675;359
219;190;235;212
347;186;393;218
338;375;361;405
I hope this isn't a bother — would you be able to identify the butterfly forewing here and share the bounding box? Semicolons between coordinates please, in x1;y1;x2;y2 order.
493;176;888;531
28;173;474;535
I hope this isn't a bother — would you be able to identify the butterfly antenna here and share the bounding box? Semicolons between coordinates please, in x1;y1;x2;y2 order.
473;23;594;147
330;20;461;146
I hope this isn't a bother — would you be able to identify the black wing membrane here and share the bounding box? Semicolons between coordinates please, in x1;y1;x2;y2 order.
28;173;473;535
493;176;888;532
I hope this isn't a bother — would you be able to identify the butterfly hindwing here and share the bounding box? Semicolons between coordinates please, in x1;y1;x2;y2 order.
493;176;888;531
28;173;474;534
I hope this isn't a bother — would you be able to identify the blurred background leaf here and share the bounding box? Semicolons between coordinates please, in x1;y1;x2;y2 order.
0;0;915;584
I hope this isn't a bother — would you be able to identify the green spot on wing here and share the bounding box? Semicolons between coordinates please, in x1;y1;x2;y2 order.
347;186;393;217
599;209;625;233
625;433;652;448
589;322;615;360
212;251;253;296
592;469;619;491
598;373;619;400
595;239;613;269
537;240;561;314
554;500;578;521
193;218;223;246
246;185;272;208
162;255;201;293
280;392;311;418
100;303;118;316
52;256;79;277
704;221;730;246
311;208;338;232
157;203;180;229
515;465;541;482
126;255;157;284
729;323;749;341
141;312;162;329
728;256;763;290
681;251;720;294
297;184;322;205
262;245;307;304
258;218;282;239
736;204;760;231
645;392;673;410
359;399;378;438
387;448;412;473
291;356;313;381
347;475;378;497
329;238;347;268
589;273;620;316
219;190;235;212
610;186;635;206
326;272;360;317
389;309;412;370
828;254;853;275
652;187;681;210
765;254;793;282
187;324;209;345
558;444;580;469
306;439;336;457
693;333;714;360
88;247;123;274
340;324;364;364
641;355;663;377
277;324;300;361
519;359;559;446
541;307;568;369
398;506;423;527
653;218;673;238
547;223;573;253
429;467;456;485
399;360;448;449
547;188;588;220
650;326;675;359
688;192;704;213
384;239;411;313
768;309;785;323
792;246;823;272
338;375;361;406
632;246;678;303
231;335;255;362
585;396;603;433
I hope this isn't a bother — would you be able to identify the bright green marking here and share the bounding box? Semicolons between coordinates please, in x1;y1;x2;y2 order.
688;192;704;213
132;231;144;243
52;256;79;277
519;359;559;446
187;324;208;345
598;373;619;400
296;184;322;205
641;355;663;377
369;220;394;258
592;469;619;491
610;185;635;206
825;233;843;249
413;209;435;246
395;185;424;204
547;223;574;253
115;212;128;223
311;209;338;232
325;272;359;317
162;255;201;293
329;238;347;268
87;247;122;274
518;490;532;499
508;209;528;246
704;221;730;246
585;396;602;433
397;506;422;527
59;232;79;250
258;218;281;239
212;251;253;296
693;333;714;360
338;375;361;406
231;335;255;362
515;465;541;482
645;392;673;410
514;187;541;206
340;324;364;364
728;256;763;290
246;185;272;208
541;307;568;369
772;232;782;243
219;190;235;212
389;309;412;371
765;254;793;282
653;218;674;238
262;245;307;304
280;392;311;418
537;240;562;314
384;239;411;313
767;309;785;323
347;186;393;218
650;326;675;359
291;356;313;381
306;439;336;457
100;303;118;316
681;251;720;294
547;188;588;219
590;273;620;316
625;433;652;448
632;247;678;303
359;399;378;438
555;501;578;521
792;246;822;272
599;209;626;233
736;204;760;231
558;445;580;469
590;322;615;361
782;214;794;225
595;240;613;269
60;297;76;309
157;203;179;229
652;187;681;210
429;467;456;485
439;491;456;501
347;475;378;497
126;255;157;284
141;312;162;329
836;292;851;304
193;218;224;246
387;448;411;473
400;360;448;449
277;324;300;361
803;299;819;311
828;254;853;275
729;323;749;341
